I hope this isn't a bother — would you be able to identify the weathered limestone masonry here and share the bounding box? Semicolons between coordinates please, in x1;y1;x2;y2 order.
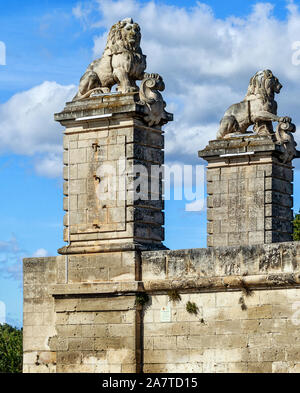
23;90;171;373
23;253;139;373
199;135;294;247
56;92;167;254
141;244;300;373
24;243;300;373
23;26;300;374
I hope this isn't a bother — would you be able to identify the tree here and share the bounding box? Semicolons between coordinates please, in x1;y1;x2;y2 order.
293;211;300;241
0;324;23;373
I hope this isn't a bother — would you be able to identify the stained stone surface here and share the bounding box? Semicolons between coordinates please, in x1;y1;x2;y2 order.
23;242;300;373
55;93;169;254
199;135;295;247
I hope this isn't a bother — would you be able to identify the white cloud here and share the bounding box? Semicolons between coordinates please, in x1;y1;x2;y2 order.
2;1;300;179
0;81;76;177
72;2;94;29
32;248;48;258
0;237;24;281
185;199;206;213
34;153;62;178
0;301;5;325
0;237;20;254
0;240;49;281
74;0;300;161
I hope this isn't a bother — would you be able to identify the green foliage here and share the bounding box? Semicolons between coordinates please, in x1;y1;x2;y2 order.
167;289;181;303
186;301;199;315
135;293;149;306
293;211;300;241
0;324;23;373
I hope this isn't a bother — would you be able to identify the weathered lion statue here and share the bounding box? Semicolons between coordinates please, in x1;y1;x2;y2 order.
217;70;292;139
73;18;146;100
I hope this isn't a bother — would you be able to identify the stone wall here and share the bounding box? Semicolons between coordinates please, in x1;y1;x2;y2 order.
51;295;136;373
23;242;300;373
141;244;300;373
23;252;140;373
143;290;300;373
23;257;58;373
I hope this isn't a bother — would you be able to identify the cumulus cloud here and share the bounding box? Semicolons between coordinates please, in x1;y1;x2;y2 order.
34;153;63;178
2;1;300;178
32;248;48;258
73;0;300;164
0;239;49;281
0;81;76;177
72;2;96;29
0;237;24;281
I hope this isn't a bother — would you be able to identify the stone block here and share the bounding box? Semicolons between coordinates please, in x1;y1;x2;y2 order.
69;149;86;165
107;144;126;160
23;351;38;365
206;168;220;182
265;164;293;182
265;218;293;233
107;349;135;365
248;231;264;245
144;350;189;364
265;191;293;207
265;204;293;220
247;362;272;373
247;305;272;320
265;231;292;243
265;178;293;194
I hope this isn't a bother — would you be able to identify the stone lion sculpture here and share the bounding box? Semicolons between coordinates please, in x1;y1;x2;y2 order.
73;18;146;100
217;70;292;139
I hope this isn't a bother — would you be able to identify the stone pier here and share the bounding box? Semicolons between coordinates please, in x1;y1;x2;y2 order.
23;88;172;373
199;135;294;247
55;92;168;255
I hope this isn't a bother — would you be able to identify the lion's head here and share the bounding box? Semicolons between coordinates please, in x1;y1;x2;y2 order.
246;69;282;102
106;18;142;54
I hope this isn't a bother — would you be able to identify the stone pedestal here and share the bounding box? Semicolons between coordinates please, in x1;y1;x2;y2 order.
199;135;295;247
55;92;171;254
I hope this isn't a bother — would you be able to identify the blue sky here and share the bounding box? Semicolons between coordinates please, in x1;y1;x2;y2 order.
1;0;300;327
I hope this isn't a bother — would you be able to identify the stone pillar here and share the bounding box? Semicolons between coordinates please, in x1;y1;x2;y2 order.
22;90;172;373
23;18;175;373
55;92;172;255
199;135;295;247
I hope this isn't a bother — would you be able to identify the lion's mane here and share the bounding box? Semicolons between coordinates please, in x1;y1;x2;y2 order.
106;20;142;54
245;69;277;103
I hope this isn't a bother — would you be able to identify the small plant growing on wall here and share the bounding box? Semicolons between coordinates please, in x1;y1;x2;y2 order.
135;293;149;306
167;289;182;303
186;301;199;315
240;279;253;297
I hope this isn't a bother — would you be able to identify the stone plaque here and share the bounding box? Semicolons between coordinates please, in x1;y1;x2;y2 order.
160;305;171;323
